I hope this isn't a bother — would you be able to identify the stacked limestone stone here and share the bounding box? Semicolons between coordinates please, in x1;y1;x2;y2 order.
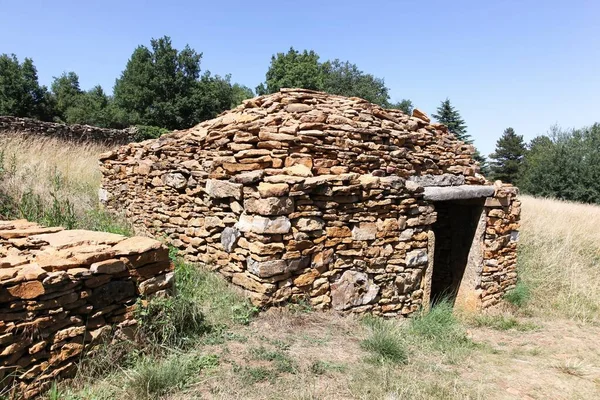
99;88;519;315
0;220;172;398
481;185;521;307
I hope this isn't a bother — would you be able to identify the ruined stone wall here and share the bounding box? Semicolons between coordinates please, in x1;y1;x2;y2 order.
0;220;172;398
0;116;136;144
99;89;518;316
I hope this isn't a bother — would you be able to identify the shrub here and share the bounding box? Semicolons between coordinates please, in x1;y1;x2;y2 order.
134;125;169;141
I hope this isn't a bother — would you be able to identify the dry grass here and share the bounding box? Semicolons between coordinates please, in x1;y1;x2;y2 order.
518;195;600;323
0;133;112;219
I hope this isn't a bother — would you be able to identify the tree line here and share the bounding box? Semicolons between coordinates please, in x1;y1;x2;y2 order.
490;124;600;204
2;36;597;203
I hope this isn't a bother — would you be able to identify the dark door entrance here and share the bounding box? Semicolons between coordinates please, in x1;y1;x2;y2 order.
430;199;485;305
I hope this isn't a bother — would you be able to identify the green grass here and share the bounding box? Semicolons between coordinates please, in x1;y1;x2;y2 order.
504;281;531;308
309;360;347;375
135;261;208;348
360;316;408;365
248;345;297;373
238;366;275;385
125;353;218;399
472;314;538;331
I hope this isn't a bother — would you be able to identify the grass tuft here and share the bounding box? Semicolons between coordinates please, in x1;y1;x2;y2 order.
126;353;218;399
504;281;531;308
360;317;408;364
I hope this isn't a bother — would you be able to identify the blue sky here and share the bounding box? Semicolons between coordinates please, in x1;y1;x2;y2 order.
1;0;598;155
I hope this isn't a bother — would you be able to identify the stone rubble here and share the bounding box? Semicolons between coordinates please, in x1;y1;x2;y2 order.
0;220;172;398
99;88;519;315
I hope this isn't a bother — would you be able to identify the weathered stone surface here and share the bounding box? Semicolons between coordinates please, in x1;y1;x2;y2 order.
294;217;325;232
423;185;495;201
221;227;241;253
163;173;187;189
258;182;289;197
0;220;173;396
331;271;380;311
411;108;430;123
409;174;465;187
244;197;294;216
406;249;428;267
113;237;163;255
90;259;126;275
246;258;288;278
352;223;377;241
206;179;243;200
235;214;291;234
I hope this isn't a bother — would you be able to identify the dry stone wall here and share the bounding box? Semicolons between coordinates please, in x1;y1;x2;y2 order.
99;88;519;315
481;186;520;307
0;116;137;144
0;220;172;398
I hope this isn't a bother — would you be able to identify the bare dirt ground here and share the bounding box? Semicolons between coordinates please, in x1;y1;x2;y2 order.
466;318;600;400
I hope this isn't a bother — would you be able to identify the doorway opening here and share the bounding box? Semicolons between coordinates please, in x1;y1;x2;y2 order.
430;199;485;306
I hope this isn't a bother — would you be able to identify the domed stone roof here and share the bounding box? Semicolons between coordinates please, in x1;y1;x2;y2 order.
158;88;485;184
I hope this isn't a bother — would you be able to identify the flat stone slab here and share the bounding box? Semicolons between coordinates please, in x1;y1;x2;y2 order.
423;185;495;201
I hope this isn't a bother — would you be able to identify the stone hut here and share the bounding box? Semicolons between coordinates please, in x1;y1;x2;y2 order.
99;89;520;316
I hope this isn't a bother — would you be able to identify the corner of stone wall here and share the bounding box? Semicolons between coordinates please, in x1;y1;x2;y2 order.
0;220;172;398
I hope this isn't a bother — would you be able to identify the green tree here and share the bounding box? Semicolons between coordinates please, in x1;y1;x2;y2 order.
321;59;389;105
431;98;489;174
432;98;470;143
257;48;412;109
519;124;600;203
231;83;254;108
0;54;53;120
51;72;82;121
489;127;527;184
114;36;233;130
256;48;323;95
64;85;111;127
388;99;414;114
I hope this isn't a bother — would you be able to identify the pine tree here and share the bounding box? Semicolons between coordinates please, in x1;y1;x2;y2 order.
432;98;471;143
489;127;527;184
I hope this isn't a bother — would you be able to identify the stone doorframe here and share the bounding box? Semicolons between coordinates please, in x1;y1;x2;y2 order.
420;185;494;313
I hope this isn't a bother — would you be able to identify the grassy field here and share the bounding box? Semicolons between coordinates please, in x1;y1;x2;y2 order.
1;135;599;400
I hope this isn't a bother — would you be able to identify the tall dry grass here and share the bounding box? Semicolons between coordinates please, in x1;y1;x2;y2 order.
519;195;600;323
0;134;110;216
0;133;131;233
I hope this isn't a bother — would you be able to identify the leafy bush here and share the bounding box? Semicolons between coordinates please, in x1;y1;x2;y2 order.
133;125;170;141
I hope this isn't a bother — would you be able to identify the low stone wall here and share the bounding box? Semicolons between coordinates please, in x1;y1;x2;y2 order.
0;116;136;144
0;220;173;398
